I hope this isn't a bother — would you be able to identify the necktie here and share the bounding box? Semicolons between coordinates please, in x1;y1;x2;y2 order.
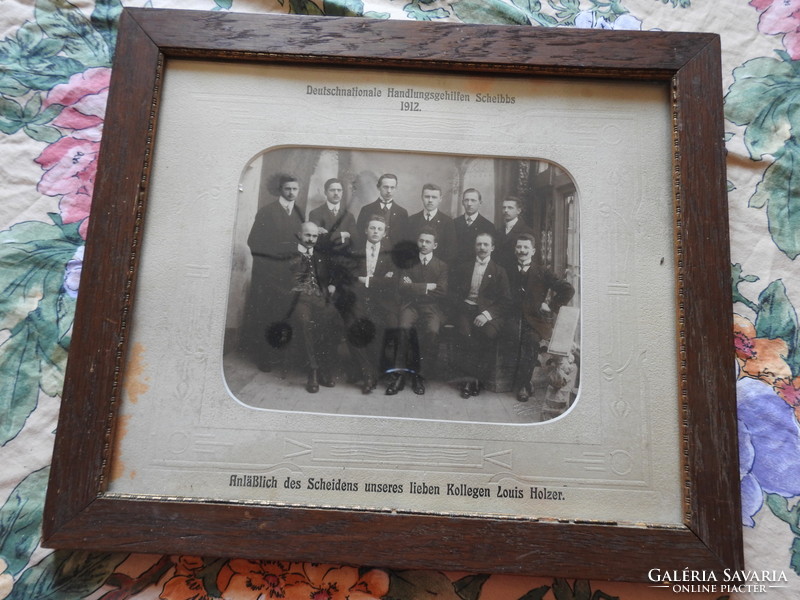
425;213;431;222
381;203;390;212
370;244;376;258
422;257;428;266
332;208;338;217
286;206;292;216
466;217;473;226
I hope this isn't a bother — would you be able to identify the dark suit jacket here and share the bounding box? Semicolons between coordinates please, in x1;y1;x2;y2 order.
453;213;495;266
247;200;305;260
246;200;305;323
282;250;335;298
399;254;448;308
450;259;510;320
508;263;575;338
495;219;535;272
356;199;409;249
407;210;457;265
308;203;357;254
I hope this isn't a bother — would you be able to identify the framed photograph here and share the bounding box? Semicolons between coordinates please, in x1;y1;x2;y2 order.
43;8;742;582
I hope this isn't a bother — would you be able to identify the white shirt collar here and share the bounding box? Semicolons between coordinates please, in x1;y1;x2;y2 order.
326;201;341;212
298;244;312;255
505;217;518;232
475;256;490;266
424;209;438;220
279;198;295;212
419;252;433;263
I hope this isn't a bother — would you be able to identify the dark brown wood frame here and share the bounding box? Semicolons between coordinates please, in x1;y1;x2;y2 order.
43;8;741;582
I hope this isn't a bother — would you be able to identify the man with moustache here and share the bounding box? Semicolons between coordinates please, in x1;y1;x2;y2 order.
388;227;448;396
450;232;511;398
308;177;356;255
406;183;456;265
281;222;341;393
355;173;409;250
508;234;574;402
495;196;534;273
453;188;495;266
245;174;305;371
339;215;398;394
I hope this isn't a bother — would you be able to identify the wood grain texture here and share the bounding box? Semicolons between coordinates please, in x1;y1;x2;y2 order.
43;8;742;582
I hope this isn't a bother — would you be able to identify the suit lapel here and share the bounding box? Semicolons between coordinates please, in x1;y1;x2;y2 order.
479;261;495;294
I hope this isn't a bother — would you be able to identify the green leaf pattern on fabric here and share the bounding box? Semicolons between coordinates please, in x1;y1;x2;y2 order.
0;0;799;598
0;467;49;576
8;551;126;600
726;53;800;259
0;218;81;445
755;279;800;375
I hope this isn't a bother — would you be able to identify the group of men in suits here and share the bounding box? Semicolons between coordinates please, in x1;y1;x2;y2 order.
245;172;574;402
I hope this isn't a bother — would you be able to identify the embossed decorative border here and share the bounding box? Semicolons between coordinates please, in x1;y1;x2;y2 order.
43;8;740;582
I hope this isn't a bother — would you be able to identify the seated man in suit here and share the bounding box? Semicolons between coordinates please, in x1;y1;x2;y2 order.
495;196;534;274
282;221;341;393
450;232;511;398
509;234;575;401
388;227;448;396
339;215;398;394
453;188;494;267
407;183;456;265
308;177;356;255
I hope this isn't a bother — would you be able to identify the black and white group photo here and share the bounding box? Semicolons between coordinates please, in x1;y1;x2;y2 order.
223;148;581;423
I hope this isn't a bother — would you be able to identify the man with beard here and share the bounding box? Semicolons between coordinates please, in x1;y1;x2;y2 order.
281;222;341;393
449;232;510;398
508;233;574;402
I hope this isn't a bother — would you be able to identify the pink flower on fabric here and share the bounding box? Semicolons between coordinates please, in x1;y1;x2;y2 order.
35;136;99;239
751;0;800;59
34;67;111;239
44;67;110;142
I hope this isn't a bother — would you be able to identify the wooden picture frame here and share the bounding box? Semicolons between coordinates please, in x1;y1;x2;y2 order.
43;8;741;582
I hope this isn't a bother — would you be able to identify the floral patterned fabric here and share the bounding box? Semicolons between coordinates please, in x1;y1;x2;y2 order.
1;0;799;598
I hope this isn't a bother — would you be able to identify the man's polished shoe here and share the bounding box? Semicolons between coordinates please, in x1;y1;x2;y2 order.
306;370;319;393
516;386;530;402
319;371;335;388
470;379;481;396
411;375;425;395
385;373;406;396
459;381;472;399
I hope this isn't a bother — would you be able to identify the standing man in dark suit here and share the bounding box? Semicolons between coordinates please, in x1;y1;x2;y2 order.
453;188;495;267
495;196;534;273
388;227;449;396
450;232;510;398
245;174;305;371
340;215;399;394
508;233;574;402
308;177;356;256
355;173;409;251
406;183;456;265
281;222;341;393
